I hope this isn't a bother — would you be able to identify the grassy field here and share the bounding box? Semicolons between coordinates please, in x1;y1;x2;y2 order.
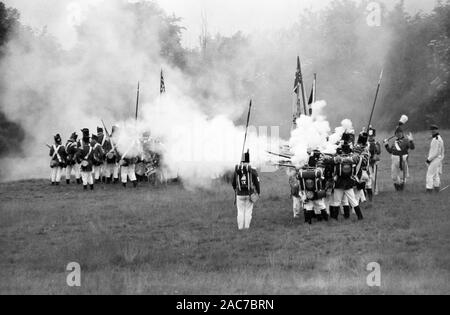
0;131;449;295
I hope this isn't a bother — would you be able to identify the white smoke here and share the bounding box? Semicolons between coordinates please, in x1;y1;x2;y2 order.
289;101;354;167
0;0;279;185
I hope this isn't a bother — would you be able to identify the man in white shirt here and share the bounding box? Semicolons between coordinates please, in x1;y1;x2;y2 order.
426;125;445;193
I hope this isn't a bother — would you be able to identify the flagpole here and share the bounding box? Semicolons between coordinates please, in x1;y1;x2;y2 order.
135;81;140;121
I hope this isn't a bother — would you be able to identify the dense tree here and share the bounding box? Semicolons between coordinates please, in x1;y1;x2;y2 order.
0;1;23;158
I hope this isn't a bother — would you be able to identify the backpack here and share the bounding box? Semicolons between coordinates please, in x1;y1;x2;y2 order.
336;157;355;178
235;164;253;194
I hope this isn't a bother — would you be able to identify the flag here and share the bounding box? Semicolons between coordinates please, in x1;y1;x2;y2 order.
160;69;166;94
293;56;302;95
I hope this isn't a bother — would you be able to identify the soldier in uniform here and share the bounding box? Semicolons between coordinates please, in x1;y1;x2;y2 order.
65;132;81;185
49;134;66;186
76;129;95;190
91;134;105;183
426;125;445;193
96;127;108;183
104;125;120;184
366;126;381;200
289;170;302;219
327;134;364;221
353;131;371;204
118;138;139;188
298;150;328;224
232;151;261;230
384;122;415;191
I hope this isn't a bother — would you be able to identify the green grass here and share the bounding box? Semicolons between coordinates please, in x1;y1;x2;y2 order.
0;131;449;294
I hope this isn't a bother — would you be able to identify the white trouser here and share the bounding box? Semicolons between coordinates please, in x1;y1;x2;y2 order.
50;167;62;183
332;189;359;208
93;165;102;181
237;196;254;230
104;163;119;179
66;164;81;180
367;163;378;192
391;155;409;185
304;198;326;215
293;196;302;218
121;164;137;183
81;171;94;186
354;188;366;203
426;157;443;189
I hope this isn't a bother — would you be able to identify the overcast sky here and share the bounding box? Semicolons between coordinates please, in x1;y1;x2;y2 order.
4;0;438;48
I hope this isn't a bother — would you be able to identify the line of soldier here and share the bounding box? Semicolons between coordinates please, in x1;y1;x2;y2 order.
49;127;162;190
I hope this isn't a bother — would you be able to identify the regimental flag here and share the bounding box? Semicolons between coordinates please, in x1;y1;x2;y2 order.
160;69;166;94
293;56;302;95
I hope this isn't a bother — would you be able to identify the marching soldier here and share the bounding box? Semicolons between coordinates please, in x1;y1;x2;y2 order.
232;150;261;230
367;126;381;200
426;125;445;193
384;121;415;191
76;128;94;190
49;134;66;185
91;134;105;183
65;132;81;185
327;133;364;221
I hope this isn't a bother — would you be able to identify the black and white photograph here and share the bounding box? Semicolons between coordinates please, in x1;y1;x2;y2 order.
0;0;449;298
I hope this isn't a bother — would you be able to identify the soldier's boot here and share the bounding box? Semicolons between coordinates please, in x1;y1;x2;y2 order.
303;210;308;223
317;212;323;222
67;179;71;185
123;183;127;188
354;206;364;220
51;182;55;186
106;177;111;184
434;187;440;193
321;210;329;222
133;181;138;188
427;189;434;194
114;178;119;184
305;211;313;225
366;189;373;202
55;182;60;186
394;184;400;191
330;207;339;220
400;183;405;191
76;178;81;185
343;206;351;220
83;185;88;190
90;184;94;190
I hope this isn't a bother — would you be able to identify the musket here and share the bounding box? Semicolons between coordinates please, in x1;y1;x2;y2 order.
273;163;298;170
374;164;378;194
267;151;293;160
45;144;52;149
367;69;384;131
101;119;112;138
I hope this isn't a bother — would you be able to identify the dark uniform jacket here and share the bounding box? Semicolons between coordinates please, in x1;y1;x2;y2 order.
49;144;67;168
232;164;261;196
76;142;94;172
65;140;78;166
385;137;415;156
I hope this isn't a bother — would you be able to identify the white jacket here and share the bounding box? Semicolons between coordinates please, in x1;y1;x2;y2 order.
428;135;445;162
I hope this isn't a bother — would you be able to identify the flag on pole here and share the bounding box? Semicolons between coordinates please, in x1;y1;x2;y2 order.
293;56;308;117
160;69;166;94
293;57;302;95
